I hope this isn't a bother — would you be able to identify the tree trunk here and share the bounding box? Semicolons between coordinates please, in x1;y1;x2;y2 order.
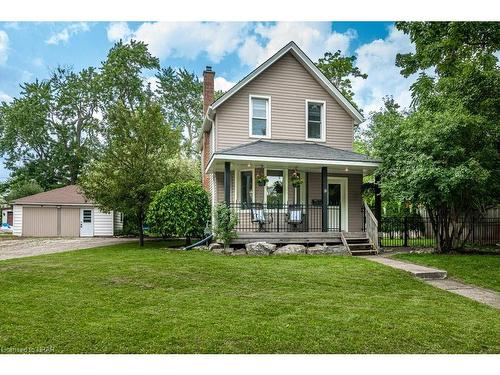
186;236;191;246
139;209;145;247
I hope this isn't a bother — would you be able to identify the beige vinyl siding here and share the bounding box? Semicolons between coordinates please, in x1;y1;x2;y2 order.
216;52;354;151
307;173;363;232
60;207;80;237
215;171;235;203
22;207;58;237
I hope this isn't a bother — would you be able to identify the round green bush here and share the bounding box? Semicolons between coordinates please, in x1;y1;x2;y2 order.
146;182;210;240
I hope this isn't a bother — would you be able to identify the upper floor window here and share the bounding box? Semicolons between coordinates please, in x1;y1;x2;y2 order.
306;100;326;142
249;95;271;138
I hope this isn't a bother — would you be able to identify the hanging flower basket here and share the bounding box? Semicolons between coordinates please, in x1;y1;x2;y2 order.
290;169;304;188
256;174;268;186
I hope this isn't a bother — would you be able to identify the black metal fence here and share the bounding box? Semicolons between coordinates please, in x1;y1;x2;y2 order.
362;208;500;247
229;203;341;232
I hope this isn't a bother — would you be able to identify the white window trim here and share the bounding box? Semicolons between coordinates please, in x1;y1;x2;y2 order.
327;176;349;232
249;94;272;139
305;99;326;142
263;168;287;205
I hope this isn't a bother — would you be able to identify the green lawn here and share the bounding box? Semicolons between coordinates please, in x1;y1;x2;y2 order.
0;242;498;354
394;253;500;292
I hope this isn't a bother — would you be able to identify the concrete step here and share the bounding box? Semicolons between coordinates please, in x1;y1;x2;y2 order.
362;256;447;279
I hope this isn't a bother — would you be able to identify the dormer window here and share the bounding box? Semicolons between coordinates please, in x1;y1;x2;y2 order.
249;95;271;138
306;99;326;142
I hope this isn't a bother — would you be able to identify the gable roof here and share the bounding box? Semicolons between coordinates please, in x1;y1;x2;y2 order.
218;140;380;163
203;41;364;133
13;185;91;205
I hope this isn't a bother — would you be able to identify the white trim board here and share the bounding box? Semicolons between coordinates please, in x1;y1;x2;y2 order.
206;153;380;174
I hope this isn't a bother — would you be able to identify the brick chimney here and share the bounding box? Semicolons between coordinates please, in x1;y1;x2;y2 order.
203;66;215;115
202;66;215;191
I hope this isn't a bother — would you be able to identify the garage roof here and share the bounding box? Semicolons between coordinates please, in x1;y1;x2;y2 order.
13;185;91;205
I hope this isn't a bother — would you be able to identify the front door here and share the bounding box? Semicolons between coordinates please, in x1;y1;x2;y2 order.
327;177;348;231
80;208;94;237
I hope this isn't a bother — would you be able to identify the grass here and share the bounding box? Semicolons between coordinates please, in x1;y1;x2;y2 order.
394;253;500;292
0;242;498;354
381;238;437;247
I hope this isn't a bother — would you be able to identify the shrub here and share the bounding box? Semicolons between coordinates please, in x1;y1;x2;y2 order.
146;182;210;244
213;203;238;250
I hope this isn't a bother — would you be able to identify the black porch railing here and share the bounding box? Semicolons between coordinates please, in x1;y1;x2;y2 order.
362;206;500;247
229;203;341;232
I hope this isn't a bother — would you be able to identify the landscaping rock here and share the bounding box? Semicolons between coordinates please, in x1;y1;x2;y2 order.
192;245;209;251
223;247;234;255
232;249;247;256
307;245;349;255
212;247;225;254
245;242;276;255
274;244;306;255
208;243;223;252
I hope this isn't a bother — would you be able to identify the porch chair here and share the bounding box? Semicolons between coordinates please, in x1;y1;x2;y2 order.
251;203;272;232
287;204;303;231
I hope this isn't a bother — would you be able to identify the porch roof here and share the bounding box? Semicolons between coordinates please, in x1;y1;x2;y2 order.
206;140;380;174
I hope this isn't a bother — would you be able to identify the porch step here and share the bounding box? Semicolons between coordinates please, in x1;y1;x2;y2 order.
341;233;378;256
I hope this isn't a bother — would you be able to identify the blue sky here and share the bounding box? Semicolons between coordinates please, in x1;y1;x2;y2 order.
0;21;418;181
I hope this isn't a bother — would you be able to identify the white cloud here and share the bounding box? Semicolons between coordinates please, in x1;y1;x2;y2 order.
107;22;132;42
144;76;160;92
0;91;13;103
122;22;248;63
352;25;416;116
214;76;235;92
0;30;9;65
238;22;357;67
45;22;90;45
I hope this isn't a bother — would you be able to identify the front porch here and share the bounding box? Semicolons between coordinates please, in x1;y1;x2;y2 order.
205;140;381;250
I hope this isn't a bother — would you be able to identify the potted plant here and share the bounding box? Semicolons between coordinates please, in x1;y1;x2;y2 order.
290;169;304;188
256;174;269;186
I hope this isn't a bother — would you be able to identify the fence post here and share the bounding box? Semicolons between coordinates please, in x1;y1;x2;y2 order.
472;216;475;243
276;206;280;233
403;216;409;247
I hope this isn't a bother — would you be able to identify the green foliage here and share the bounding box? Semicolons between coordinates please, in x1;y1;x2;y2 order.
316;50;367;110
213;203;238;249
5;181;44;202
0;67;101;190
79;98;181;246
146;182;210;241
370;22;500;252
156;67;203;158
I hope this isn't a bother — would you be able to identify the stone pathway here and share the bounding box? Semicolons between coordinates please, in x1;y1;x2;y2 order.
362;255;500;309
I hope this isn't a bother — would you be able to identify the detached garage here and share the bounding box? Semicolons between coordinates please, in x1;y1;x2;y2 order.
12;185;123;237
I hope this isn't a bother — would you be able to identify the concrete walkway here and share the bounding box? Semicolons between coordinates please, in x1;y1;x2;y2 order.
363;255;500;309
0;237;136;261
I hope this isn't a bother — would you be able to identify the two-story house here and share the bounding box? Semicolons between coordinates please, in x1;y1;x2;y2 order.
200;41;380;251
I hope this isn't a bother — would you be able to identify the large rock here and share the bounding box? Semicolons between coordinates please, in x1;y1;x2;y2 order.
274;244;306;255
245;242;276;255
307;245;349;255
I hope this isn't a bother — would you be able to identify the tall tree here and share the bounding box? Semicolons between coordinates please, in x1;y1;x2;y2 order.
156;67;203;158
0;67;101;189
79;97;181;246
372;22;500;252
316;50;367;110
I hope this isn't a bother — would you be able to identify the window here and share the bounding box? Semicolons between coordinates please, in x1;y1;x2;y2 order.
83;209;92;223
249;95;270;137
240;171;253;209
266;170;284;207
306;100;325;141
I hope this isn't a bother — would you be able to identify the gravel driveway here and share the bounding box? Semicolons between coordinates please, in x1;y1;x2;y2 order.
0;237;136;261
